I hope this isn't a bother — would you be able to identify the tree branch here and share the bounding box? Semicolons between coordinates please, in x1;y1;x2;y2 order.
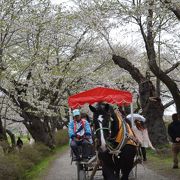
112;54;146;83
62;29;89;73
160;0;180;20
164;61;180;74
163;100;174;109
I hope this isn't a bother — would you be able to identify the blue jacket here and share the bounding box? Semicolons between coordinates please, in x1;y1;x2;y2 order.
68;119;92;143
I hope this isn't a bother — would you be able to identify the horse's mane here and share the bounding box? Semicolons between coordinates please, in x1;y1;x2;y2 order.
109;108;119;139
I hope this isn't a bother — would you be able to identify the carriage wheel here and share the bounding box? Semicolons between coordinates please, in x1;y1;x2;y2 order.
77;162;86;180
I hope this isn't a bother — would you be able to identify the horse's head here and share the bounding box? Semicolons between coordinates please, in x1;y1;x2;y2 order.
89;102;114;152
90;103;137;180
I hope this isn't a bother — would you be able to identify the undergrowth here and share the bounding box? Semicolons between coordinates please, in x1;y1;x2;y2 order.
146;145;180;180
0;130;68;180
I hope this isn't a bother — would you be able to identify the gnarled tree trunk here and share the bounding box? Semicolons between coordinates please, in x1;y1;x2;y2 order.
20;110;55;148
139;81;167;145
23;113;55;148
160;0;180;20
6;129;16;149
112;54;168;146
0;119;10;153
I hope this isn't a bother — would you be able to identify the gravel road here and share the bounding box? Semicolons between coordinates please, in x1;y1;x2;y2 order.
43;149;171;180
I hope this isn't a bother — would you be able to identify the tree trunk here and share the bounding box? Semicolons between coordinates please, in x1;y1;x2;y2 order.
49;111;65;130
139;81;167;145
0;85;57;148
22;113;55;148
6;129;16;149
145;0;180;115
156;78;161;97
0;119;10;153
112;54;168;146
143;97;167;145
160;0;180;20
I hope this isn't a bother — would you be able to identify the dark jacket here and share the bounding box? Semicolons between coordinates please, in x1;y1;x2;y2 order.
168;120;180;143
17;138;23;147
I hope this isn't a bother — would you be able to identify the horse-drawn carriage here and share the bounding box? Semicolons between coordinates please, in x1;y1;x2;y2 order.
68;87;140;180
71;148;101;180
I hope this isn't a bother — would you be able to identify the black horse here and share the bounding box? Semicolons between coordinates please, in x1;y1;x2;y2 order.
89;103;137;180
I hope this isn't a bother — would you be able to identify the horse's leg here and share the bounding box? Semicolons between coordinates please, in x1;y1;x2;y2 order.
120;168;131;180
120;145;136;180
114;167;120;179
99;152;119;180
102;164;118;180
121;161;135;180
102;166;108;180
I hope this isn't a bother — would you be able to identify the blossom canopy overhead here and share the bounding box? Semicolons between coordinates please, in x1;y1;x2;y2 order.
68;87;132;109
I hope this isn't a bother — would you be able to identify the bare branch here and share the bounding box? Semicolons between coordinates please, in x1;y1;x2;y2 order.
112;54;145;83
2;116;24;123
163;100;174;109
0;86;20;107
164;61;180;74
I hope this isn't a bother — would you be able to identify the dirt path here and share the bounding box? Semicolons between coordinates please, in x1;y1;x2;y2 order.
42;149;171;180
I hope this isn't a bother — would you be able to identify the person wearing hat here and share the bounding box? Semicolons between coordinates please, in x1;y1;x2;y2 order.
68;109;92;161
132;119;155;161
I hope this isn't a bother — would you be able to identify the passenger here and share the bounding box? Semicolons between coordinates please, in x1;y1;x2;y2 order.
81;113;91;123
168;113;180;169
68;109;92;161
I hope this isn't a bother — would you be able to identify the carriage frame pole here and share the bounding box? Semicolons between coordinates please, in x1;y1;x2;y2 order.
130;103;134;127
69;108;72;121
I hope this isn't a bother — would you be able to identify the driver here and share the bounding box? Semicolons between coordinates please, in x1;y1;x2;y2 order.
68;109;92;161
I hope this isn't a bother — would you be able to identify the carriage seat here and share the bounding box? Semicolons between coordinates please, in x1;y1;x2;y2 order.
71;143;95;162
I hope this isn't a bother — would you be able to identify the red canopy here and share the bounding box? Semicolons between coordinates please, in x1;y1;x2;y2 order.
68;87;132;109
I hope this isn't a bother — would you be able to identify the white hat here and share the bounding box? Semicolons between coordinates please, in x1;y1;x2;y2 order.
72;109;80;116
126;113;146;122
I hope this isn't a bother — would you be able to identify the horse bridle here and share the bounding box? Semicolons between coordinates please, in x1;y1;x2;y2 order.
94;127;110;135
94;112;130;158
94;119;111;135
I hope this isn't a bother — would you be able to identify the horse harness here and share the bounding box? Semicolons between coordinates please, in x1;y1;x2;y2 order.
94;110;137;159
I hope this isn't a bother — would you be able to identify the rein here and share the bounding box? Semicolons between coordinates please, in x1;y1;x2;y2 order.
94;109;137;161
106;115;128;157
94;127;110;135
106;110;134;159
95;118;111;135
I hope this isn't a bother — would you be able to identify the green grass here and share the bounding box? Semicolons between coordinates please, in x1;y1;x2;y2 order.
21;137;31;144
24;145;69;180
7;135;31;145
0;130;69;180
146;148;180;179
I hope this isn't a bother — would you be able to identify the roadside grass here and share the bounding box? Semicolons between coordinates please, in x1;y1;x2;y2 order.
23;130;69;180
0;130;69;180
146;146;180;179
24;145;69;180
7;135;31;145
20;136;30;144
